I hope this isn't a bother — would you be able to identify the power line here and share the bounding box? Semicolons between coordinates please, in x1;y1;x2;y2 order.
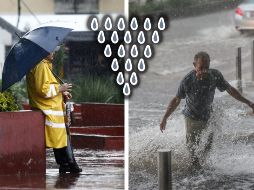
20;0;41;25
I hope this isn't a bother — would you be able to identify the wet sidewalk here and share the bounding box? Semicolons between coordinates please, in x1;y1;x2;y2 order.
0;149;124;189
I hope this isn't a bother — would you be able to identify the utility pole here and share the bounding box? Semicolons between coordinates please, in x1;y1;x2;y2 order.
16;0;21;28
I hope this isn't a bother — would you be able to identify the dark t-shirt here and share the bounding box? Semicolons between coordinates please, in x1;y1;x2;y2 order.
176;69;230;121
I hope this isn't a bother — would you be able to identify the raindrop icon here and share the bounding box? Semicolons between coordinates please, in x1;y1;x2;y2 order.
97;31;105;43
91;17;98;31
137;31;145;44
137;58;146;72
123;83;131;96
124;31;132;44
152;30;160;44
104;44;112;57
144;18;151;31
104;17;112;30
130;45;138;58
111;58;119;71
125;59;132;71
130;72;138;86
116;72;124;85
144;45;152;58
118;45;125;58
158;17;166;31
117;17;125;31
111;31;119;44
130;17;138;30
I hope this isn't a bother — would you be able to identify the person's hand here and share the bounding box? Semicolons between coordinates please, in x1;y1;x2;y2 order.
63;91;72;100
59;83;72;92
160;119;167;133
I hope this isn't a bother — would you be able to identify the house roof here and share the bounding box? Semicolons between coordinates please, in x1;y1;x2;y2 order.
0;17;22;40
0;14;120;41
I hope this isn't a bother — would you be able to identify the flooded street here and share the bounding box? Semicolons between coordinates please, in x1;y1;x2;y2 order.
0;149;124;189
129;9;254;190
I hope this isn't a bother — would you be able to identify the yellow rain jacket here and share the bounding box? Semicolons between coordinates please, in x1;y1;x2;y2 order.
26;59;67;148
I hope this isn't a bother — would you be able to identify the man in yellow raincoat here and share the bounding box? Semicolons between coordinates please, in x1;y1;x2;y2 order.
26;51;82;173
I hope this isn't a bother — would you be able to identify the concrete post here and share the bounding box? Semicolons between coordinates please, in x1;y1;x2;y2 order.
251;40;254;81
158;149;172;190
236;47;242;93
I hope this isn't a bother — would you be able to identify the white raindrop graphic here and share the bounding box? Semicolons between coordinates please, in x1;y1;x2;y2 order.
130;17;138;30
137;31;145;44
158;17;166;31
91;17;99;31
125;59;132;71
104;44;112;57
116;72;124;85
117;17;125;31
144;45;152;58
124;31;132;44
97;31;105;43
123;83;131;96
111;31;119;44
137;58;146;72
152;30;160;44
144;18;151;31
105;17;112;30
111;58;119;71
130;45;138;58
130;72;138;86
118;45;125;58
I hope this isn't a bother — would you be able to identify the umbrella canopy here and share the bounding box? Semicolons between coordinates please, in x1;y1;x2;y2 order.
1;26;73;92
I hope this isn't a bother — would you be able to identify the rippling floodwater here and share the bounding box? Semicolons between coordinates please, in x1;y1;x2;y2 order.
129;9;254;190
0;149;124;189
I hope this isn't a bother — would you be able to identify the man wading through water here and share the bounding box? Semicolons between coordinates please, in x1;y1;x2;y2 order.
160;51;254;168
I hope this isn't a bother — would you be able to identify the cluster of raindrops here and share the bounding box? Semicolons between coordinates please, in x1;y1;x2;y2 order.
89;15;166;96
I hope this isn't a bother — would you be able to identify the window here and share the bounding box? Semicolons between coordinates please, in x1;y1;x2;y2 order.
54;0;99;14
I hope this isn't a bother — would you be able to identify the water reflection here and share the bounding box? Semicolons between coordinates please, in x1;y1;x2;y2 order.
54;173;80;189
0;174;45;189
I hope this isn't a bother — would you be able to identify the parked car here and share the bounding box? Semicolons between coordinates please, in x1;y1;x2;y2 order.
234;0;254;33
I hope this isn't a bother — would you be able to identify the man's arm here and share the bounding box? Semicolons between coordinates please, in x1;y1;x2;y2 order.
226;86;254;112
160;96;181;133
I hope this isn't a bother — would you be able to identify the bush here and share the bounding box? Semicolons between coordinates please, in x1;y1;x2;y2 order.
0;90;19;112
71;75;124;104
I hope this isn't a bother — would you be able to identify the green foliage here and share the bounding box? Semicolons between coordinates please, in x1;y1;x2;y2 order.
53;45;67;77
0;79;27;111
10;79;28;103
0;90;19;112
71;75;124;104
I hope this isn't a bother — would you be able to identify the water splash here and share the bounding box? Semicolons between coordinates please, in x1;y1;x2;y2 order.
125;59;133;72
123;83;131;96
105;17;112;30
130;72;138;86
104;44;112;57
111;31;119;44
144;45;152;58
130;17;138;30
158;17;166;31
152;30;160;44
137;58;146;72
91;17;99;31
137;31;145;44
111;58;119;71
97;31;105;43
116;72;124;85
144;18;151;31
124;31;132;44
130;45;138;58
118;45;125;58
117;17;125;31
